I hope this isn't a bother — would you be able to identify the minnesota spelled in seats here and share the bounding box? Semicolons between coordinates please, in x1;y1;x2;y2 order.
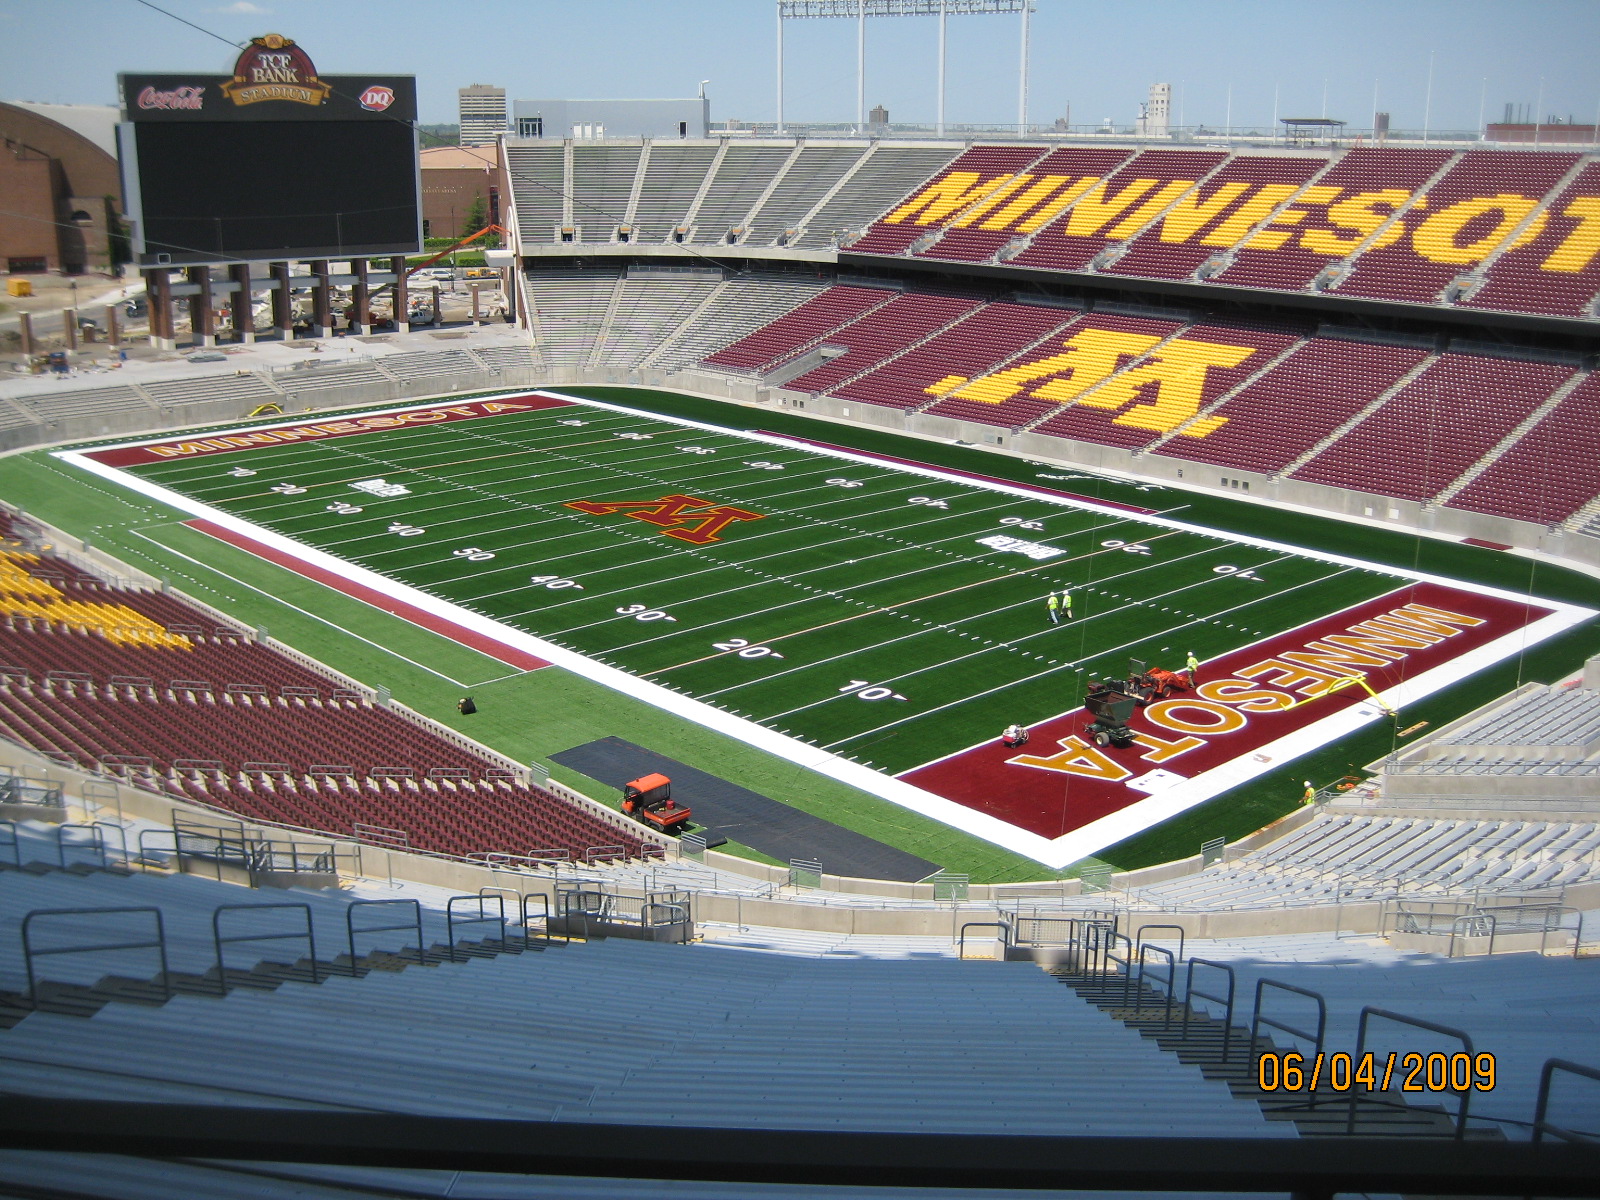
1103;153;1327;282
1006;149;1229;273
1209;147;1453;291
1332;149;1584;303
916;146;1141;265
1462;159;1600;317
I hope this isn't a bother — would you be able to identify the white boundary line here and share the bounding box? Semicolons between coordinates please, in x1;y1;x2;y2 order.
54;390;1597;868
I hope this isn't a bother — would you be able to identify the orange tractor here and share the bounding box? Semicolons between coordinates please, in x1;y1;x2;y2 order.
1127;665;1193;706
621;773;692;835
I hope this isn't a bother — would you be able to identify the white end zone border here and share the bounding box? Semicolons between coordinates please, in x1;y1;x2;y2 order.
54;390;1598;869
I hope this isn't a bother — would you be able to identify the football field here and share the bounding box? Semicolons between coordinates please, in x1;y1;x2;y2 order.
62;392;1592;867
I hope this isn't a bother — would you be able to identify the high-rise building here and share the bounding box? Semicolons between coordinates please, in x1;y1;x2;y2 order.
1135;82;1171;137
458;84;507;147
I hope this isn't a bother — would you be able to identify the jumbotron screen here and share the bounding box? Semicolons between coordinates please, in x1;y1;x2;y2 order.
119;37;420;267
125;120;420;265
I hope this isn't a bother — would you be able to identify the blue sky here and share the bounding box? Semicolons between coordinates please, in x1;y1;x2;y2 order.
2;0;1597;132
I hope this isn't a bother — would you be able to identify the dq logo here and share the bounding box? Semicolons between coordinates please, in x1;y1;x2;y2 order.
927;328;1256;438
565;494;764;545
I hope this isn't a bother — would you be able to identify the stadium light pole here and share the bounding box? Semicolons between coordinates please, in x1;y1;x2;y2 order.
857;0;866;133
1017;0;1030;134
777;3;1027;136
1425;56;1438;140
1533;75;1545;146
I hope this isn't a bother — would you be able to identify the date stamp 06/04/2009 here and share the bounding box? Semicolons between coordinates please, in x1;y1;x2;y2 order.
1257;1051;1497;1094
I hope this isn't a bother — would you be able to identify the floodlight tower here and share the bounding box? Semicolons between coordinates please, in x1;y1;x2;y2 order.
775;0;1032;136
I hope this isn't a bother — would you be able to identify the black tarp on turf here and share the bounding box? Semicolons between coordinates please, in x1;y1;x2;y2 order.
549;736;942;884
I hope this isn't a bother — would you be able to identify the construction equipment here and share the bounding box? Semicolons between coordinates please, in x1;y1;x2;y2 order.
366;225;505;306
1127;665;1192;706
1083;678;1139;749
621;773;692;834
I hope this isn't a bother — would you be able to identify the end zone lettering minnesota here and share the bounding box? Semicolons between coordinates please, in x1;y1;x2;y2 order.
900;584;1553;843
82;395;572;468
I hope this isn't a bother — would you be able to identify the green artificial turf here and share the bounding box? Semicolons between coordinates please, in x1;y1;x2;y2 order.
8;383;1597;880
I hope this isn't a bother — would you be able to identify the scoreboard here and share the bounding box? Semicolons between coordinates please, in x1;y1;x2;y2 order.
118;34;421;267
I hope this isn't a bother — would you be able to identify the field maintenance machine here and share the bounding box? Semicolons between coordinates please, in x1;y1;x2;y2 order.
621;773;692;835
1127;664;1193;706
1083;659;1196;748
1083;678;1140;749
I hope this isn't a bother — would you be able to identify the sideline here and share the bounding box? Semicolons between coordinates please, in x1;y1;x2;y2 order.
129;524;528;690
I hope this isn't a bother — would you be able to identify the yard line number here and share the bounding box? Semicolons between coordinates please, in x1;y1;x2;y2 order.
712;637;785;660
840;679;908;702
617;603;676;622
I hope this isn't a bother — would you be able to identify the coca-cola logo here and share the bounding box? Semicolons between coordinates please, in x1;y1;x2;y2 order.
137;85;205;111
359;86;395;112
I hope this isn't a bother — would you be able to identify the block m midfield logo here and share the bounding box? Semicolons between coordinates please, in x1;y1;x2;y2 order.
565;494;764;544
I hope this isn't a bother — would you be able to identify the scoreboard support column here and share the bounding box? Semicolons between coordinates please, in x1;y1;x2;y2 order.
310;260;332;339
186;266;215;348
391;255;410;334
270;261;293;340
229;263;255;344
350;258;369;336
145;267;175;352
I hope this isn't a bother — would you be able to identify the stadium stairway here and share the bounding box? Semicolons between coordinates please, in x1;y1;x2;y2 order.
0;824;567;1032
1043;946;1504;1140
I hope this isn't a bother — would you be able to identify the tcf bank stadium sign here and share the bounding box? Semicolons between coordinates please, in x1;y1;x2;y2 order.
221;33;332;108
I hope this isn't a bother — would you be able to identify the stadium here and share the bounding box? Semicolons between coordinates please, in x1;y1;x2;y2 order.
1;2;1599;1194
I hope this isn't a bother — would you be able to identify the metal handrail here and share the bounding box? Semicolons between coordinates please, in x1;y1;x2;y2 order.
1533;1058;1600;1144
956;920;1012;960
1351;1007;1476;1139
212;903;319;993
446;893;505;961
522;892;560;945
477;887;525;951
1135;922;1186;963
85;821;131;865
1250;978;1326;1061
135;828;178;871
346;898;423;962
0;818;17;869
1184;958;1238;1062
1137;943;1179;1030
1448;912;1497;958
54;823;106;870
21;906;170;1008
1100;929;1135;994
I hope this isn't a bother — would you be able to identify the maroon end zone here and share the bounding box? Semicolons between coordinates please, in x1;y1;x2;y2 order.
901;582;1552;841
84;395;572;467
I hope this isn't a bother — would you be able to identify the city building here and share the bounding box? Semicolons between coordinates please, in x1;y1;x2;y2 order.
510;96;709;140
420;145;498;240
0;102;120;274
457;84;507;147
